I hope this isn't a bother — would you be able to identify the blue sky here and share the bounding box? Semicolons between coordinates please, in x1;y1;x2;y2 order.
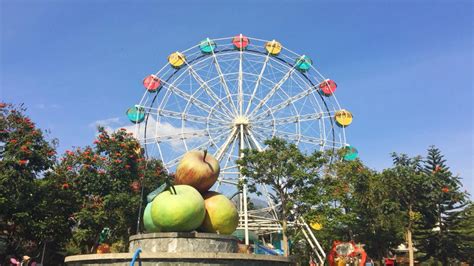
1;0;473;195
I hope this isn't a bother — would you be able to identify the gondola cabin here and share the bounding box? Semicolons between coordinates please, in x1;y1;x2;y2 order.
319;79;337;96
335;109;353;127
168;52;186;69
127;106;145;124
295;55;312;72
265;40;282;56
232;34;249;50
200;38;216;54
143;74;162;92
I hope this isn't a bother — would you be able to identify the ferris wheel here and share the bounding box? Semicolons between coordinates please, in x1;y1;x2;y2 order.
127;35;356;262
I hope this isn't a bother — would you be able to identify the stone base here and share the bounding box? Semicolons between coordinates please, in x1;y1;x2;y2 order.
129;232;238;253
64;252;295;266
64;232;295;265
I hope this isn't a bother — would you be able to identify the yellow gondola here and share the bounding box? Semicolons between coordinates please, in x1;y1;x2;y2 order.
168;52;186;69
334;109;353;127
265;40;282;55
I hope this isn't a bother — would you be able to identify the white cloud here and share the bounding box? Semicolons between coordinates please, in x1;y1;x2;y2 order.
91;116;199;152
89;117;122;132
121;116;197;152
35;103;61;110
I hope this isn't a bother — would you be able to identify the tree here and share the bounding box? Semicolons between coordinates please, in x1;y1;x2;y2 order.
451;202;474;264
302;154;404;261
237;138;326;256
414;146;470;264
0;103;58;263
381;153;432;266
49;127;168;254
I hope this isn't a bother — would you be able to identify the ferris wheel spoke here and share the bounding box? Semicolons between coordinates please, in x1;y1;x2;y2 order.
238;47;244;114
209;44;239;114
246;127;264;151
215;126;238;161
161;80;230;119
255;112;333;127
164;128;232;169
256;125;345;147
248;127;273;146
184;62;236;117
137;105;223;124
252;86;317;120
217;137;239;183
244;54;270;116
252;125;323;146
221;163;240;172
248;67;296;118
143;125;229;144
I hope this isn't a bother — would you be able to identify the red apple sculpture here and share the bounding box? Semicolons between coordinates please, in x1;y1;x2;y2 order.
175;150;220;193
199;191;239;235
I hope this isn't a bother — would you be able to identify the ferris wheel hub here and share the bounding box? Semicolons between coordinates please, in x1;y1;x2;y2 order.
233;116;250;126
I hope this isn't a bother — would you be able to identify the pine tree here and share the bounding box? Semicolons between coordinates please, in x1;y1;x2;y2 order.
451;202;474;264
415;146;470;265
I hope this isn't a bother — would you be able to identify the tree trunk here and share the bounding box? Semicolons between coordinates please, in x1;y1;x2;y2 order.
279;191;289;257
407;228;414;266
407;205;414;266
282;218;289;257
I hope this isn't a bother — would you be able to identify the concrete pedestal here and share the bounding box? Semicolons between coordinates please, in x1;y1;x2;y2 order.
129;232;238;253
65;252;294;266
64;232;295;266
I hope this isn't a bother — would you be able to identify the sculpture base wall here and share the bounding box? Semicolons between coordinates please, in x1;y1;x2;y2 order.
129;232;238;253
65;252;294;266
64;232;295;266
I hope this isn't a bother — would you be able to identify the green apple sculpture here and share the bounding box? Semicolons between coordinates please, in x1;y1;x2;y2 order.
199;191;239;235
175;150;220;193
143;202;160;232
150;185;205;232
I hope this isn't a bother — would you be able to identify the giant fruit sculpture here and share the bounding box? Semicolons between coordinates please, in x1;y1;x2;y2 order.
150;185;205;232
175;150;220;193
143;202;160;232
144;150;238;235
199;191;239;234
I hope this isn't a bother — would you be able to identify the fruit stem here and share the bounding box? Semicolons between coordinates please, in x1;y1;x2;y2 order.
169;184;177;195
203;149;208;161
165;178;177;195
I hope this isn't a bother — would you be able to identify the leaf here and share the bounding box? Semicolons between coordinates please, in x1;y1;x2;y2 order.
146;183;167;203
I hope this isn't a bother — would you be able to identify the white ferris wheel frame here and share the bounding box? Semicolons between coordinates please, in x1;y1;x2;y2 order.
132;35;350;263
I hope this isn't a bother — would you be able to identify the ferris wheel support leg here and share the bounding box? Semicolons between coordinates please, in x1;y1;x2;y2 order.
215;127;238;161
300;227;323;264
300;217;326;264
246;129;280;223
242;184;250;245
239;124;250;245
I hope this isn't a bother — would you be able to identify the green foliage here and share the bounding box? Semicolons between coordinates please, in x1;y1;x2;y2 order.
49;127;167;254
303;155;404;260
414;146;471;264
2;103;472;264
237;137;326;256
237;137;326;217
0;103;58;263
451;202;474;263
0;103;168;264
